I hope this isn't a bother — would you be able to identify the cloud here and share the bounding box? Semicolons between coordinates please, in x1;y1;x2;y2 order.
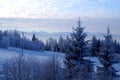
0;0;119;18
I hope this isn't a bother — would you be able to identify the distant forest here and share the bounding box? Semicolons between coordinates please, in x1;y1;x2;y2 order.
0;27;120;55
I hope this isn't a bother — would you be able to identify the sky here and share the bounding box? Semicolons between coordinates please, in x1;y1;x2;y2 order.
0;0;120;34
0;0;120;18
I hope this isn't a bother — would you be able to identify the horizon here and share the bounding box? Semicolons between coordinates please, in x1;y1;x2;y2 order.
0;17;120;35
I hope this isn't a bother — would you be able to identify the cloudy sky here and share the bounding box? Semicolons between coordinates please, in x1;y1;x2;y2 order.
0;0;120;34
0;0;120;18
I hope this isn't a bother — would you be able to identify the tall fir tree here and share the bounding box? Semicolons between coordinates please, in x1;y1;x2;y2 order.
97;28;119;80
64;18;94;80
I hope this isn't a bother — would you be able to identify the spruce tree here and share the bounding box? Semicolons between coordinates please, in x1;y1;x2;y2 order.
32;34;36;42
64;18;94;80
96;39;102;56
114;40;120;54
97;28;119;80
90;36;101;56
90;36;98;56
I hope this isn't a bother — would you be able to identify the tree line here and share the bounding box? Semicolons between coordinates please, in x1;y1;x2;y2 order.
0;30;44;51
0;28;120;56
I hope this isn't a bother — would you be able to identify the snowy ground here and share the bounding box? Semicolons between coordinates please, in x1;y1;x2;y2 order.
85;57;120;75
0;47;120;75
0;47;64;64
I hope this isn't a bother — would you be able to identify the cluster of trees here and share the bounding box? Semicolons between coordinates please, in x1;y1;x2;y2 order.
64;19;120;80
1;29;120;56
0;18;120;80
96;28;119;80
0;30;70;53
45;33;120;57
90;35;120;57
45;36;69;53
0;30;45;51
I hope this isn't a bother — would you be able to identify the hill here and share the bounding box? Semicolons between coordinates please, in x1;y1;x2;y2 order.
0;47;64;64
0;47;120;75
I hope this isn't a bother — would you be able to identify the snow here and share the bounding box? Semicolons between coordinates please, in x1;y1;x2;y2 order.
85;57;120;75
84;57;103;72
0;47;64;64
0;47;120;75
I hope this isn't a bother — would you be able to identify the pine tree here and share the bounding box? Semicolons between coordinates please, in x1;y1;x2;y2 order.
45;39;50;51
97;28;119;80
96;39;102;56
114;40;120;54
90;36;101;56
58;36;64;52
64;18;94;80
90;36;98;56
64;36;71;53
45;38;58;52
32;34;37;42
58;36;68;53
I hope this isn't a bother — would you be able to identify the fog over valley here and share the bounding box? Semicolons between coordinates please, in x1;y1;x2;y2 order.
0;18;120;34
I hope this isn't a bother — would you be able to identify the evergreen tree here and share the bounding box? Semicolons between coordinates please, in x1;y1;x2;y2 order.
90;36;101;56
97;28;119;80
54;39;58;52
90;36;98;56
114;40;120;54
58;36;68;53
32;34;37;42
58;36;64;52
0;36;10;48
0;31;3;40
45;39;51;51
64;18;94;80
45;38;58;52
96;39;102;56
64;36;71;53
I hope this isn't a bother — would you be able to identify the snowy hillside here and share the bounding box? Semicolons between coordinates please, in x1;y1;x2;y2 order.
0;47;120;75
0;47;64;64
0;48;65;80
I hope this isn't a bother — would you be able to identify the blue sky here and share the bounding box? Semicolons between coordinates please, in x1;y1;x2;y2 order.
0;0;120;34
0;0;120;18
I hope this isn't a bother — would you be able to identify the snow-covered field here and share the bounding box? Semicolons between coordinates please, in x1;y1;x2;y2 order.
0;47;64;64
0;47;120;75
